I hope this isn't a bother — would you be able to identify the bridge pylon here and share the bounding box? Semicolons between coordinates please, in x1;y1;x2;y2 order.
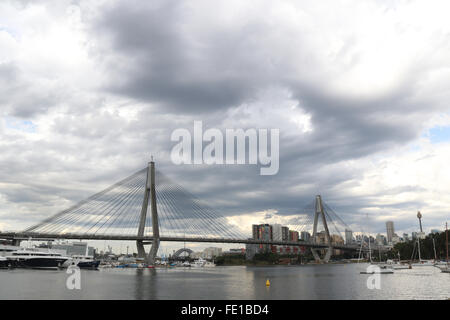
311;195;333;263
137;159;160;265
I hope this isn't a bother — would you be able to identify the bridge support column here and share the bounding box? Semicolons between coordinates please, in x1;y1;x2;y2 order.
136;160;160;264
311;195;333;263
137;162;151;259
147;160;160;265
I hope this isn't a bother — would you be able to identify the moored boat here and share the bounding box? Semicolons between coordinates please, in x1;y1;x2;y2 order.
0;256;15;269
6;248;69;270
69;255;100;269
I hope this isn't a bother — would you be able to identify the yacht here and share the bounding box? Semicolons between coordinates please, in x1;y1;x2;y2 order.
191;257;206;268
385;255;411;270
191;258;216;268
180;261;191;267
68;255;100;269
6;248;69;269
0;256;15;269
65;244;100;269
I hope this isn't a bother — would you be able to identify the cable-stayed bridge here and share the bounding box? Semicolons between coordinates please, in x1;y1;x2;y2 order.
1;161;363;263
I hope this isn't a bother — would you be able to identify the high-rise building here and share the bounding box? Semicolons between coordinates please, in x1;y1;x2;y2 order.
289;230;299;242
386;221;395;243
281;227;289;241
301;231;311;242
272;224;283;241
345;229;353;244
252;224;272;253
403;233;409;241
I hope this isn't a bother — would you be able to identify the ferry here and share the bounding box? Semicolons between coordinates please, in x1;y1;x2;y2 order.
6;248;69;270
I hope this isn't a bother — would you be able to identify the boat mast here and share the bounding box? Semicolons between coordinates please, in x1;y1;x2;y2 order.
432;238;437;262
446;222;448;265
365;213;372;263
417;237;422;262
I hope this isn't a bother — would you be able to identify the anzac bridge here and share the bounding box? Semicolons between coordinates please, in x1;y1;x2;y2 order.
0;160;367;263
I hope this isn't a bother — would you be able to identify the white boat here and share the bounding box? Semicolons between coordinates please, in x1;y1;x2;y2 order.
64;244;100;269
180;261;191;267
411;259;435;267
6;248;69;269
385;258;411;270
191;257;206;267
191;258;216;268
203;260;216;268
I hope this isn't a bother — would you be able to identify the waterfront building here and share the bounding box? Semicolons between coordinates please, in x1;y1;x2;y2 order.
289;230;299;242
281;227;289;241
252;224;272;253
272;224;283;241
301;231;311;242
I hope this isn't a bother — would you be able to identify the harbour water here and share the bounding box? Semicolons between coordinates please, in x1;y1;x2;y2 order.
0;264;448;300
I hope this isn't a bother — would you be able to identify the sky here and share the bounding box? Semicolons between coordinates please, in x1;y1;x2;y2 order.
1;0;450;254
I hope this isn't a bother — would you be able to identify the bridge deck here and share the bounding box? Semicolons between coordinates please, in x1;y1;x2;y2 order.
0;232;365;250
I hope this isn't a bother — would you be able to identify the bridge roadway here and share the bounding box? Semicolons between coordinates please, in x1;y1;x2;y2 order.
0;231;371;251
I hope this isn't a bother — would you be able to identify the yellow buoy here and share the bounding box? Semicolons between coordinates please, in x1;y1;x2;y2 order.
266;279;270;286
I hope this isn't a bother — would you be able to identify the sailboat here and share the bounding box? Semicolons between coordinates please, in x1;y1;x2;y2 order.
386;253;410;270
410;238;434;266
359;215;394;274
411;211;434;266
